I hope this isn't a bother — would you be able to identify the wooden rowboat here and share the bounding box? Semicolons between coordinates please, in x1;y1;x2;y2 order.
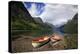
32;36;49;48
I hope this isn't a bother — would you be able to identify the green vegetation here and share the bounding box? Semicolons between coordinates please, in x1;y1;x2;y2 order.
63;14;78;34
10;1;53;40
63;14;78;49
64;34;78;49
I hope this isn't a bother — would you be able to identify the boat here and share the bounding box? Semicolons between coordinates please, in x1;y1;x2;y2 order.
32;36;50;48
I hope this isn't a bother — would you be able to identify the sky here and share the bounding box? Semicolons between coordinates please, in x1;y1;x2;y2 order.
23;2;78;27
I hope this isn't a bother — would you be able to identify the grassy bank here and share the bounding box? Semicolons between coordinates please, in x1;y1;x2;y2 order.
64;34;78;49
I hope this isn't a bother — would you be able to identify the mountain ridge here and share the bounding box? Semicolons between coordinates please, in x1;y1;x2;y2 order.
10;1;53;36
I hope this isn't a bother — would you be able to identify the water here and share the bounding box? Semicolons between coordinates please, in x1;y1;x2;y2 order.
53;27;65;36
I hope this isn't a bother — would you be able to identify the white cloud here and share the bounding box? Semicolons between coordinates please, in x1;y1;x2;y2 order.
24;3;44;17
24;3;45;18
26;3;39;17
40;4;78;27
24;3;78;27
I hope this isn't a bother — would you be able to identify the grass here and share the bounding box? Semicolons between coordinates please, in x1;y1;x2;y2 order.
64;34;78;49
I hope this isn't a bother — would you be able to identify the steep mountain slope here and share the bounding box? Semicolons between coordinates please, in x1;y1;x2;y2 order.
33;17;43;24
63;13;78;34
9;1;53;37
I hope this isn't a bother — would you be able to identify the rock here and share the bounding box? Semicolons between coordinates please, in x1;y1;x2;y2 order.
49;40;65;50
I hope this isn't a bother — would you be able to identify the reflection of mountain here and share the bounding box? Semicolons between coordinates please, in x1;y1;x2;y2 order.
10;1;53;35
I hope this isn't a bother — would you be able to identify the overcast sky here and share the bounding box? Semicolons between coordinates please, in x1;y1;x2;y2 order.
23;2;78;27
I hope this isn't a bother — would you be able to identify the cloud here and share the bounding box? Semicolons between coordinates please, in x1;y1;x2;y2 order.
24;2;78;27
23;2;45;17
39;4;78;27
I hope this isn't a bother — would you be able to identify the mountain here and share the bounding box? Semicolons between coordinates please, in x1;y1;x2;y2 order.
33;17;43;24
9;1;53;36
10;1;33;21
10;1;36;30
73;13;78;20
63;13;78;34
53;13;78;34
33;18;53;30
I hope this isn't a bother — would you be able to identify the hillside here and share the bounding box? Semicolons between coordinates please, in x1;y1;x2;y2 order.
63;13;78;34
9;1;53;40
63;13;78;49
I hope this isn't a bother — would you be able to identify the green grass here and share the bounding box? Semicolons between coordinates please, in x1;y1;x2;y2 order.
64;34;78;49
